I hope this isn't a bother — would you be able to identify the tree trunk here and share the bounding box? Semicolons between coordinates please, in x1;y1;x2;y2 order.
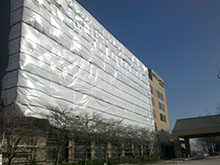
7;152;14;165
120;145;123;162
84;144;88;165
55;147;61;165
105;143;108;163
8;158;13;165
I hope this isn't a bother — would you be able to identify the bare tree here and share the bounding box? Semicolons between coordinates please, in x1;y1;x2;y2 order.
138;128;155;158
2;110;26;165
122;126;156;159
96;118;123;163
45;107;78;165
110;120;127;161
125;126;140;158
2;110;47;165
20;119;48;164
196;105;220;155
21;136;42;164
73;112;101;165
156;131;175;159
197;137;220;154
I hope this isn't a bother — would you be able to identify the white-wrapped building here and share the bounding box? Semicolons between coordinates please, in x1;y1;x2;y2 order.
1;0;154;129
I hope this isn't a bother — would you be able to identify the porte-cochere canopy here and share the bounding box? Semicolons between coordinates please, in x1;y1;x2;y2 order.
173;114;220;138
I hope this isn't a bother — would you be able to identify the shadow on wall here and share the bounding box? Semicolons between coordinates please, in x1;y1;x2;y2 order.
0;0;10;94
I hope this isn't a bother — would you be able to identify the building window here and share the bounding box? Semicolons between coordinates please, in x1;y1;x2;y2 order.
153;109;156;118
157;91;164;101
158;102;165;111
160;114;166;122
154;123;157;131
150;85;153;93
151;98;154;106
152;72;165;88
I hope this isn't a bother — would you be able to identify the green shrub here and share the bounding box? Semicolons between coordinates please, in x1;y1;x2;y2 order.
121;157;141;164
107;158;121;165
212;152;220;156
87;160;105;165
109;156;159;164
72;159;105;165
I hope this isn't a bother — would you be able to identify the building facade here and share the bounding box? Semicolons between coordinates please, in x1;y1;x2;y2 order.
0;0;172;163
1;0;154;129
149;69;170;132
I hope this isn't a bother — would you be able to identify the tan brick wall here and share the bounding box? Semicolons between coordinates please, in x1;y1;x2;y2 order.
68;139;74;162
149;70;170;132
2;136;47;164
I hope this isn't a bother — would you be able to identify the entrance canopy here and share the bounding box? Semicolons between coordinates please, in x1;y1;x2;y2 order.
173;115;220;138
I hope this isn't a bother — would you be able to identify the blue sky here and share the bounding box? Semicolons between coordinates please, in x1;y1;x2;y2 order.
77;0;220;129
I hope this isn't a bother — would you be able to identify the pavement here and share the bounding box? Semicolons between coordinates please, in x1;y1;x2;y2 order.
120;156;220;165
152;155;220;165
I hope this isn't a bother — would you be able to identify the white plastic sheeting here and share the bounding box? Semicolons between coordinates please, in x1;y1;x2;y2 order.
1;0;154;129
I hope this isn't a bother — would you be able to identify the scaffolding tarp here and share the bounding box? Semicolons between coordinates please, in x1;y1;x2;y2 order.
1;0;154;129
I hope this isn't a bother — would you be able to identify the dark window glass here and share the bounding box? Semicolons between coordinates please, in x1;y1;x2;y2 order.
160;114;166;122
154;123;157;131
157;91;164;101
158;102;165;111
152;98;154;106
150;85;153;93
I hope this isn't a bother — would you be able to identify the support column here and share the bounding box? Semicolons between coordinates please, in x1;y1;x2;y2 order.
68;139;74;163
36;136;47;163
173;137;182;158
107;143;112;159
141;145;144;157
121;144;125;157
91;142;95;160
132;144;135;157
184;138;191;158
1;137;7;164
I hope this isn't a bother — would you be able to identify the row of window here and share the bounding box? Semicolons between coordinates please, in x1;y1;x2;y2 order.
150;85;164;101
151;98;165;112
151;72;165;88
